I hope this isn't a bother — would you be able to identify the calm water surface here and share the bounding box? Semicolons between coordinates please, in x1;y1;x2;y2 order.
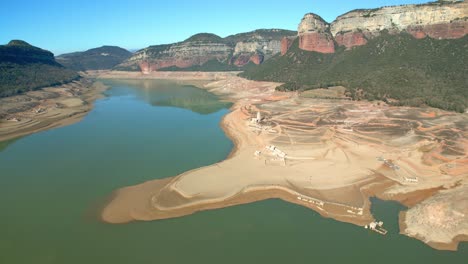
0;80;466;263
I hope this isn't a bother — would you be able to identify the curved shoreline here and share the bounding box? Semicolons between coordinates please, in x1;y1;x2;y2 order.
1;71;465;251
0;79;108;142
5;70;459;252
400;212;468;251
100;71;467;251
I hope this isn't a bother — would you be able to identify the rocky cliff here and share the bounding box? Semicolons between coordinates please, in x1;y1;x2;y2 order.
226;29;295;66
297;14;335;53
281;37;296;55
332;1;467;49
284;0;467;54
117;30;296;73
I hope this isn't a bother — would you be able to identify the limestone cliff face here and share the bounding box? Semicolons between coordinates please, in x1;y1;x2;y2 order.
331;1;467;49
119;34;233;73
139;42;231;72
283;1;467;54
231;39;280;66
118;30;296;72
226;29;296;65
297;14;335;53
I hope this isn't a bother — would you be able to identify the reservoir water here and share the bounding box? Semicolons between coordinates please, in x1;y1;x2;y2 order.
0;80;466;263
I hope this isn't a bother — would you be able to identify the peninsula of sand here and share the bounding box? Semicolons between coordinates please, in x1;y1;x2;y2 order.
97;71;467;251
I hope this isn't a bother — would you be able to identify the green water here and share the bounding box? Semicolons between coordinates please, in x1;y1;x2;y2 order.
0;80;466;263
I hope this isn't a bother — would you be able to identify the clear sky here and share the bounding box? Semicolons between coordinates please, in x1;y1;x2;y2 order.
1;0;431;55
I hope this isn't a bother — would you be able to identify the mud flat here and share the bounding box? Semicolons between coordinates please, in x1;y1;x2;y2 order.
0;79;107;142
99;71;467;251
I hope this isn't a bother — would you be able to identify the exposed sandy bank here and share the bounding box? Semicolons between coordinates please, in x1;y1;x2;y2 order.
96;71;467;251
399;184;468;251
0;79;107;142
86;70;241;81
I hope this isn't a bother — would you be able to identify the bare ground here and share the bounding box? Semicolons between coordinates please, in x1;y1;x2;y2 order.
98;71;467;251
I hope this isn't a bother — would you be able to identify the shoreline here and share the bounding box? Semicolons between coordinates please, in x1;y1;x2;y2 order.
0;78;108;142
398;184;468;251
2;70;465;251
98;71;467;251
399;212;468;251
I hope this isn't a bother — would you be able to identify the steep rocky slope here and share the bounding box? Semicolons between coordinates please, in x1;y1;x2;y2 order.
56;46;132;71
242;33;467;112
331;0;467;49
119;33;233;73
226;29;296;66
0;40;79;97
116;29;296;73
297;14;335;53
241;1;468;112
287;0;467;53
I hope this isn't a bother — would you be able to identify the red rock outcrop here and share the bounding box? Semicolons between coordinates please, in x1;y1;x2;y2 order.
281;37;296;55
230;53;265;66
125;2;468;71
139;61;153;74
298;13;335;53
292;1;467;52
330;1;467;49
334;32;367;49
407;21;467;40
250;54;264;65
231;54;251;66
118;30;297;73
299;33;335;53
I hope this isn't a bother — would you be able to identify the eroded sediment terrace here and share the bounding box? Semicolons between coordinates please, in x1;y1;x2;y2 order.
101;72;467;251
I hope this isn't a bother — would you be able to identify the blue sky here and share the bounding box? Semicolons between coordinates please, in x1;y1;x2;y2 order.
1;0;430;55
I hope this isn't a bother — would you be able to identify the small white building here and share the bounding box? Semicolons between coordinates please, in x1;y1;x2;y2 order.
267;145;287;159
404;176;419;183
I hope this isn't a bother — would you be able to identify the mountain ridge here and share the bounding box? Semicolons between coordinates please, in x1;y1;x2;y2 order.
0;40;79;97
56;46;132;71
115;29;297;73
293;0;467;53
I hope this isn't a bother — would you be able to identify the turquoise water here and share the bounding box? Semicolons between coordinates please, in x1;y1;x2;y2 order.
0;80;466;263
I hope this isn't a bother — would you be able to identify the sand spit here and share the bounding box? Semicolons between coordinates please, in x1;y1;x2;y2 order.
0;79;107;142
94;71;467;251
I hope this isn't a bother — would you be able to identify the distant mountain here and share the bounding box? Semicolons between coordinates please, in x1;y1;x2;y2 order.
115;29;297;73
0;40;79;97
241;1;468;112
56;46;132;71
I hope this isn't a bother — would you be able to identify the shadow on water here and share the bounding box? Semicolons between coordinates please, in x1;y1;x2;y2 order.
102;79;232;114
0;80;466;264
0;136;22;152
